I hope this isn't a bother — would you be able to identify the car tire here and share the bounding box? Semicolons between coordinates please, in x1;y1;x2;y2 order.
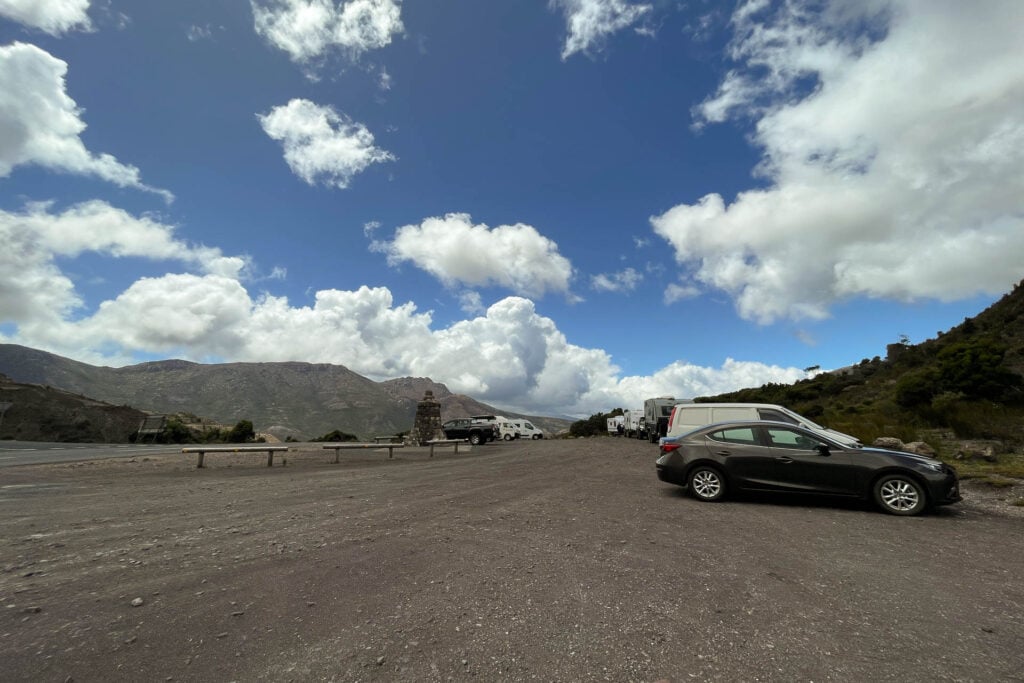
469;433;482;446
503;434;512;441
688;466;726;502
873;474;927;516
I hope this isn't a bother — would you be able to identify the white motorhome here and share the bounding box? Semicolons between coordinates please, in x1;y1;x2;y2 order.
623;409;644;438
606;415;625;435
643;396;691;443
513;420;544;439
664;402;860;446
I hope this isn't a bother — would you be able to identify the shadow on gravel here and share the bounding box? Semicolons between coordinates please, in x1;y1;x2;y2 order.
656;483;964;518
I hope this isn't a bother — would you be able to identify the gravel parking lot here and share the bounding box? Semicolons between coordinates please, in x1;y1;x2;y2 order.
2;437;1022;682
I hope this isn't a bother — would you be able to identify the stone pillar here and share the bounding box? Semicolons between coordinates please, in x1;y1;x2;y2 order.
408;390;444;446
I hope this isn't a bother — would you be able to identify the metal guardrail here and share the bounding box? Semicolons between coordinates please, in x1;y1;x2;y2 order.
181;446;289;468
322;442;405;461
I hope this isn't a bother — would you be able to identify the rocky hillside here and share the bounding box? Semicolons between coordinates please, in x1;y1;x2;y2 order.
0;346;569;441
0;373;147;442
703;280;1024;448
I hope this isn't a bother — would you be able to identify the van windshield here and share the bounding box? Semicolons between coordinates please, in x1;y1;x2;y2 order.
758;408;823;430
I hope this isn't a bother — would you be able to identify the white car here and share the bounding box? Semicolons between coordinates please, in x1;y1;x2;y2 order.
498;421;520;440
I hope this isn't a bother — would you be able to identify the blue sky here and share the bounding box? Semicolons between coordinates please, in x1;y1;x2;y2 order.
1;0;1021;417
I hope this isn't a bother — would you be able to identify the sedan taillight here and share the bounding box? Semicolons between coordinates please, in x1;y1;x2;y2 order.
660;443;680;454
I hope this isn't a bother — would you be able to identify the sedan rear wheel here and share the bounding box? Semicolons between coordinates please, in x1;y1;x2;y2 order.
688;466;726;502
873;474;926;516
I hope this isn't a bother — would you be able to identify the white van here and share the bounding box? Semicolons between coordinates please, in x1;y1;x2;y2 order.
664;403;860;447
623;409;644;438
514;420;544;439
497;420;520;440
606;415;625;435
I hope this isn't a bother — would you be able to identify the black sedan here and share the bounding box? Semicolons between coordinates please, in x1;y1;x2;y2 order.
655;421;961;516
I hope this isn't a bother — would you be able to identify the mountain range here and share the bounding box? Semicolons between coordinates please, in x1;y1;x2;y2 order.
0;345;570;441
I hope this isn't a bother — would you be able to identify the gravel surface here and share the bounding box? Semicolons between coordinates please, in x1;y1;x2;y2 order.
1;437;1022;682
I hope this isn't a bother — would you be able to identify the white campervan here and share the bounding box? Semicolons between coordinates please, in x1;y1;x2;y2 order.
623;409;644;438
494;417;520;440
513;420;544;439
664;403;860;447
607;415;625;435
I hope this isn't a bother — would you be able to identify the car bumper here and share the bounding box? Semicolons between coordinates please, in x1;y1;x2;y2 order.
926;475;962;506
656;464;687;486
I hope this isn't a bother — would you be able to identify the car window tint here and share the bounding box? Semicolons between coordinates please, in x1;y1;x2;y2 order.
765;427;822;450
758;408;798;424
708;427;757;445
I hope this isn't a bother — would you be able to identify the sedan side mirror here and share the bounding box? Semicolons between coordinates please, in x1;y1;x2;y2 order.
816;444;831;457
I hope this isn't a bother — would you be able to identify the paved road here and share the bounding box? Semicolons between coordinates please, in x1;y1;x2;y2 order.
1;437;1021;681
0;441;183;467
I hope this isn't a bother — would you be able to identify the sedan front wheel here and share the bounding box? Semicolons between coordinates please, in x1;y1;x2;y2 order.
873;474;927;516
688;466;726;502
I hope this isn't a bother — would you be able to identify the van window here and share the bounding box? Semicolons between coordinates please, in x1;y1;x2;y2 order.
758;408;798;425
711;407;751;422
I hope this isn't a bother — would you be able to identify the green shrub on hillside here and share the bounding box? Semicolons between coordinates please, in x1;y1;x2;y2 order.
226;419;256;443
312;429;359;442
569;409;622;437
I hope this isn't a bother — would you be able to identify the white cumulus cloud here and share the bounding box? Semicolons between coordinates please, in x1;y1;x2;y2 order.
258;98;394;189
550;0;652;60
653;0;1024;324
0;0;92;35
0;201;242;344
373;213;574;299
251;0;403;64
0;202;806;413
0;43;172;201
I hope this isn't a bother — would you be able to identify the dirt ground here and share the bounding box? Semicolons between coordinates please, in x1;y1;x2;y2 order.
2;438;1022;682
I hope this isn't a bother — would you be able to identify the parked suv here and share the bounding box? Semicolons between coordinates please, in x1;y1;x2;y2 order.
441;418;496;445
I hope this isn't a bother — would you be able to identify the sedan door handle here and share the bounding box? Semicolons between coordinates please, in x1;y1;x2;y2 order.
776;456;795;464
715;450;731;456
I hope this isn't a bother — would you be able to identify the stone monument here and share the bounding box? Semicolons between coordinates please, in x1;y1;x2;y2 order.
408;390;444;446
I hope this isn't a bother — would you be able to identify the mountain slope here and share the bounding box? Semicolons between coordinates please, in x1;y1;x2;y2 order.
0;373;146;442
0;345;569;440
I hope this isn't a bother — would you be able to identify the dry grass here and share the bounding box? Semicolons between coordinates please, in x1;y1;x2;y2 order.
949;453;1024;480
